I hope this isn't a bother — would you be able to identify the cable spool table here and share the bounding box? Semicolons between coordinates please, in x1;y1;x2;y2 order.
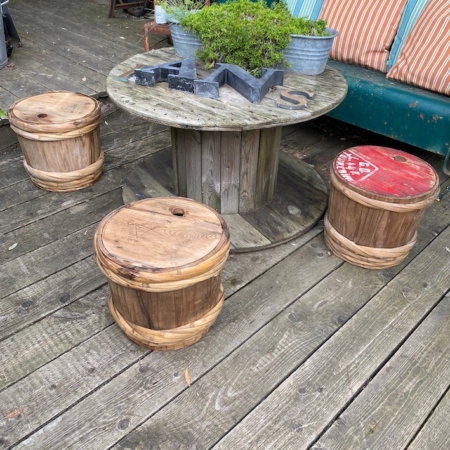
106;48;348;252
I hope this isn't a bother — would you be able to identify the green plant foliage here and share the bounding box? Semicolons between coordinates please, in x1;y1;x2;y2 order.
181;0;329;77
288;17;329;36
160;0;207;22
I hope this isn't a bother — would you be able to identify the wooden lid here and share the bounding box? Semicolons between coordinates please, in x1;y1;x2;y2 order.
332;146;439;202
94;197;230;284
8;91;101;133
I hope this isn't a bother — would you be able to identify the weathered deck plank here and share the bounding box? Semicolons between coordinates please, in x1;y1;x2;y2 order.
213;223;450;450
1;325;148;449
315;295;450;450
0;128;170;235
0;286;113;391
3;38;99;98
408;389;450;449
3;0;147;111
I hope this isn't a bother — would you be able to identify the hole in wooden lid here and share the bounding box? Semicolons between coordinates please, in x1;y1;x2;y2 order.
393;155;407;162
37;113;48;118
170;208;185;217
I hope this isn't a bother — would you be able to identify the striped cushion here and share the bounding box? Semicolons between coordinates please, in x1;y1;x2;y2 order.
387;0;430;71
386;0;450;95
320;0;408;72
285;0;325;19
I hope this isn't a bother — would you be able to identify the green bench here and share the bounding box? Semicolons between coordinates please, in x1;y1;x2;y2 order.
327;60;450;175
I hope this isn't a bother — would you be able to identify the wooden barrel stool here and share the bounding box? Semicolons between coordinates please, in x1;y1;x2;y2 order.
94;197;230;350
8;91;103;192
324;146;439;269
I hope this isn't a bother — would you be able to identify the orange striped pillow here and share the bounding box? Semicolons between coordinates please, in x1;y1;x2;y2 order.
320;0;408;72
386;0;450;95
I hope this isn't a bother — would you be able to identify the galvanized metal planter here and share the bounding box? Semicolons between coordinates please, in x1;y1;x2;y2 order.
283;27;338;75
169;22;204;58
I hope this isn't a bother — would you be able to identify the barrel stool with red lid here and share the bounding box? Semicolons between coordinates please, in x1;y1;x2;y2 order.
7;91;103;192
94;197;230;351
324;146;440;269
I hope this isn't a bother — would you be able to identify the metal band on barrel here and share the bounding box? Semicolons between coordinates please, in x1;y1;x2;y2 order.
23;151;104;192
10;119;100;141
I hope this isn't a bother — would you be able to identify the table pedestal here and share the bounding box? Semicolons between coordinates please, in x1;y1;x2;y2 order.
123;129;328;252
172;127;282;215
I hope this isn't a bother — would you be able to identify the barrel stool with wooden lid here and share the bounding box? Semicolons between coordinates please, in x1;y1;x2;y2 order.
7;91;103;192
324;146;439;269
94;197;230;351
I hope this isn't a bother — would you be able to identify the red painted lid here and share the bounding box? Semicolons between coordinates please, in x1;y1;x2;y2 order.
333;146;439;201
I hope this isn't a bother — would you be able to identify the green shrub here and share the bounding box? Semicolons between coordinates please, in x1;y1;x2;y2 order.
181;0;329;77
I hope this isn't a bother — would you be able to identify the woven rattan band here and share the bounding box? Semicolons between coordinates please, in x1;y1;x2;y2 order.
10;119;100;141
330;171;439;213
23;151;104;192
95;242;230;293
109;286;224;350
324;214;417;269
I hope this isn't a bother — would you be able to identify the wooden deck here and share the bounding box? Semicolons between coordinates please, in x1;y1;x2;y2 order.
1;1;450;449
0;0;161;120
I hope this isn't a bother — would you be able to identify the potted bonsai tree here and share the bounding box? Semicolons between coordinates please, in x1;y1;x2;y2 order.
180;0;337;76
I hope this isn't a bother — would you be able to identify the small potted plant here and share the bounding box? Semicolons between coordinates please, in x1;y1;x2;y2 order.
284;17;338;75
160;0;208;57
181;0;337;76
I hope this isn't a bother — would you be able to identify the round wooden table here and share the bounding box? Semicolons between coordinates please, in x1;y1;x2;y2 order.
107;48;347;252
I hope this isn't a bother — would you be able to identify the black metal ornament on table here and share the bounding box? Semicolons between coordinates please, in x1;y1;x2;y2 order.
117;58;284;104
115;58;315;108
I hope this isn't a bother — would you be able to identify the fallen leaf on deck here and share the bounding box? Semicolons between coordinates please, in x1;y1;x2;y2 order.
4;407;24;419
184;367;191;386
8;243;18;250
